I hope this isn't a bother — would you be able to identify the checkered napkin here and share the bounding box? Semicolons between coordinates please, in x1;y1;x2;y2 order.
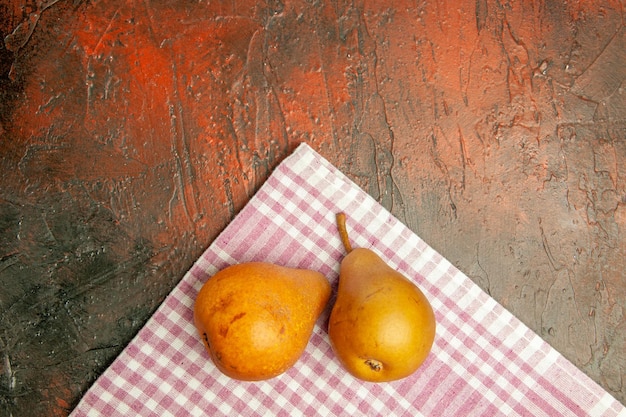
70;144;625;417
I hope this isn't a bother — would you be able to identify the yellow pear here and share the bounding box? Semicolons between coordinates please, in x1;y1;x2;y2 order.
328;213;436;382
194;262;331;381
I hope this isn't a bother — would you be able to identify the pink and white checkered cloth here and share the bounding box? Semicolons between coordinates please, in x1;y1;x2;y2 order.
70;144;625;416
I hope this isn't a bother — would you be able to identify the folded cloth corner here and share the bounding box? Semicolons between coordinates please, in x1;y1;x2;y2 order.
70;143;626;417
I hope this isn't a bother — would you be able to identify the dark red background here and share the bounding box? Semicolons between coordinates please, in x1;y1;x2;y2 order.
1;1;625;415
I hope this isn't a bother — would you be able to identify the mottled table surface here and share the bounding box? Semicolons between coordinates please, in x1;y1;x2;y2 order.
1;1;625;416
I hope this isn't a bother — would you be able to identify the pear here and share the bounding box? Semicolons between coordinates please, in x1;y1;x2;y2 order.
328;213;436;382
194;262;331;381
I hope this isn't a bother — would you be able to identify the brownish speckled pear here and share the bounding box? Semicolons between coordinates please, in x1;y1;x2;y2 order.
328;213;436;382
194;262;331;381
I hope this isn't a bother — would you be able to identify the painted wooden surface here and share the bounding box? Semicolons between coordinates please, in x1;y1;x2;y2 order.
1;1;625;415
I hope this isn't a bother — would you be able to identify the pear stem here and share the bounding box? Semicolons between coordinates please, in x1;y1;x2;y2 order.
336;212;353;253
